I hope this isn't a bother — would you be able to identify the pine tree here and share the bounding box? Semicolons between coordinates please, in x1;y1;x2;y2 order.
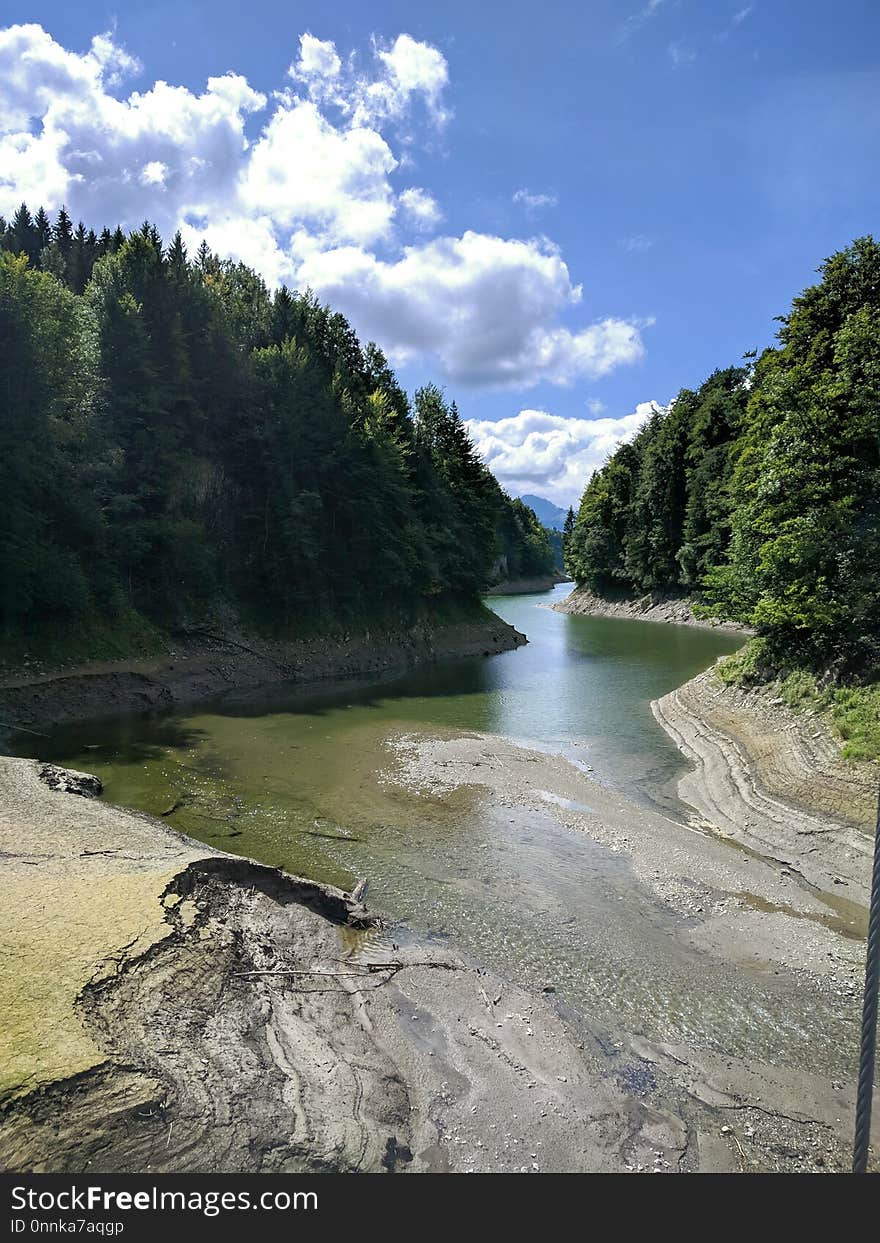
10;204;38;265
53;206;74;259
33;207;52;256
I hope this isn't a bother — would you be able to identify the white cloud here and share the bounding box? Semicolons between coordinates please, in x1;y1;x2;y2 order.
292;33;342;83
294;232;646;387
399;186;442;230
140;160;167;186
366;34;450;126
465;403;664;506
0;22;649;392
0;22;267;232
717;5;756;42
513;188;557;211
241;100;398;245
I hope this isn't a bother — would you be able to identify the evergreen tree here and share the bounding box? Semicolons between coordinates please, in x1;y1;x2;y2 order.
10;204;38;265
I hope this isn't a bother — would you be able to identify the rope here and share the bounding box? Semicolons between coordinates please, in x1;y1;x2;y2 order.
853;779;880;1172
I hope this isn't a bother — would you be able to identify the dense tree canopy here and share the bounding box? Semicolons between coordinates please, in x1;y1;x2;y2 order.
0;206;549;650
565;237;880;678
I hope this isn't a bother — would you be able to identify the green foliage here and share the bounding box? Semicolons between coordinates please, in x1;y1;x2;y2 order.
714;638;773;686
566;235;880;689
780;668;820;709
703;240;880;674
716;639;880;762
831;685;880;761
0;207;536;654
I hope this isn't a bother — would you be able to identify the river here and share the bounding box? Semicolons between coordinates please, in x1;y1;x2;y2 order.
31;584;742;889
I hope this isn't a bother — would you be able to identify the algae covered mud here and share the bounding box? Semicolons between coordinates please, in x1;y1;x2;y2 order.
8;584;877;1171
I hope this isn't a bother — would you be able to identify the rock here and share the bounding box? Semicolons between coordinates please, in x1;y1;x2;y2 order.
38;764;103;799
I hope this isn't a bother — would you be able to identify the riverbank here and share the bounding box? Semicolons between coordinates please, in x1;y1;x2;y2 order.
2;600;878;1172
385;729;875;1171
4;729;873;1174
653;666;878;892
0;608;525;738
487;572;569;596
553;586;752;633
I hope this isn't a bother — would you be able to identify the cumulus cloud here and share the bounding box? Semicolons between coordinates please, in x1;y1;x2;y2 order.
292;33;342;83
465;403;664;505
398;186;442;229
295;232;646;387
241;100;398;245
0;22;649;391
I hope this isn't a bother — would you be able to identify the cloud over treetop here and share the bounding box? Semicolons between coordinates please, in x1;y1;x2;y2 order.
0;23;648;391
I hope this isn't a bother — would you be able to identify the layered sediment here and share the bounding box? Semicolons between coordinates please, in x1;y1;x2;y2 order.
653;667;877;894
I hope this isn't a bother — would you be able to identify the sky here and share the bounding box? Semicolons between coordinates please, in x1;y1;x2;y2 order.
1;1;878;505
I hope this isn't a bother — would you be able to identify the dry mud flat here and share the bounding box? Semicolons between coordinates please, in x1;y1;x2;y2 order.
387;729;878;1172
1;756;692;1175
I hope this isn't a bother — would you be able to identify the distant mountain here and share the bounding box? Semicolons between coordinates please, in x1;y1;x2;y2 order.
518;494;568;531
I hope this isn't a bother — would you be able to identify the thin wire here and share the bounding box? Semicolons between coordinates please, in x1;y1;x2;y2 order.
853;779;880;1173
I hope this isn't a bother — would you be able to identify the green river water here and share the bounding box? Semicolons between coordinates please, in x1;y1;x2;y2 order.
33;584;743;897
35;585;829;1058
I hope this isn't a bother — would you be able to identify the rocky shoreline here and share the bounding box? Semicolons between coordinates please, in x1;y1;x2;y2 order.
487;572;569;596
0;609;525;738
553;586;752;634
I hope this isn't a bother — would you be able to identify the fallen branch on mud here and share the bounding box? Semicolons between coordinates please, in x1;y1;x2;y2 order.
234;959;460;980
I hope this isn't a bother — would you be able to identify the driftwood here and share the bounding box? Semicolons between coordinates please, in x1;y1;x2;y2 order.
234;959;459;981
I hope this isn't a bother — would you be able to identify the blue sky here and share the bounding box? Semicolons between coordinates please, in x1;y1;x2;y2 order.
2;1;878;503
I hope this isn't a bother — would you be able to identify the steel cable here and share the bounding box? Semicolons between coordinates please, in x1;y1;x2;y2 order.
853;780;880;1172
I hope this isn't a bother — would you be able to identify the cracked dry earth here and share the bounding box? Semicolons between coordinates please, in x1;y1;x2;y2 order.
0;756;695;1174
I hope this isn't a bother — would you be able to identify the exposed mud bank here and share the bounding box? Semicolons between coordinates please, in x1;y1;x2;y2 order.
653;667;877;894
554;586;752;634
0;756;662;1174
488;573;569;596
383;731;877;1172
0;611;525;737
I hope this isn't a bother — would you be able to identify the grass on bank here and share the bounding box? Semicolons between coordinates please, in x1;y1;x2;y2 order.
716;639;880;762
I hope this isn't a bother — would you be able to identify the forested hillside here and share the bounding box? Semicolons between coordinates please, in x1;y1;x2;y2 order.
0;204;551;660
565;237;880;749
